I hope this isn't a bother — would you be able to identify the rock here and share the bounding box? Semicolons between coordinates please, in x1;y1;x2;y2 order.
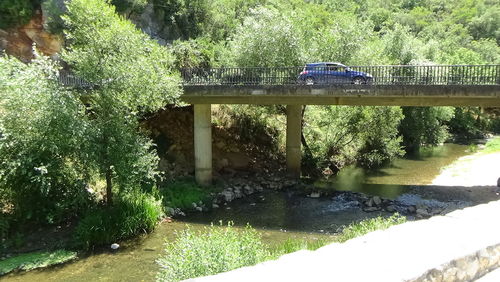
195;206;203;212
363;207;380;212
220;190;235;202
255;185;264;192
111;243;120;250
416;208;431;218
212;203;219;209
407;206;417;214
365;198;374;207
216;158;229;170
373;196;382;206
243;185;254;195
234;188;244;199
497;177;500;187
386;205;396;212
166;207;175;216
192;202;197;208
215;141;225;149
309;192;320;198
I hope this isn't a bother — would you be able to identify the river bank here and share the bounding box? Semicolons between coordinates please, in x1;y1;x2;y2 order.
3;141;500;281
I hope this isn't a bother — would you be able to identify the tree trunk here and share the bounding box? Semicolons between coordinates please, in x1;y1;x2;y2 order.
301;105;313;159
105;167;113;205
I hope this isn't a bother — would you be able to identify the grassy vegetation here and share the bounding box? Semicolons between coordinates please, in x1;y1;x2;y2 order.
156;223;269;282
0;250;77;275
73;191;163;250
160;178;216;211
337;213;407;243
157;215;407;281
482;137;500;154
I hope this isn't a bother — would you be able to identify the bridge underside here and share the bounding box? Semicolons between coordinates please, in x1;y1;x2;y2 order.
184;84;500;185
182;85;500;107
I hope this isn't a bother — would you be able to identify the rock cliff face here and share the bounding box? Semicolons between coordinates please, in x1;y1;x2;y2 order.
0;1;170;62
0;9;62;62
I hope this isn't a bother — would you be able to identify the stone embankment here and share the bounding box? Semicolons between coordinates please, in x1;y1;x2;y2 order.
189;199;500;282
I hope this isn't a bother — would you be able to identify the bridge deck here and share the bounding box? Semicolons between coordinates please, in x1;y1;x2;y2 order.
182;84;500;106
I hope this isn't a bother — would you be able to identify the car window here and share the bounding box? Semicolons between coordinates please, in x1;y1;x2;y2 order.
326;64;341;71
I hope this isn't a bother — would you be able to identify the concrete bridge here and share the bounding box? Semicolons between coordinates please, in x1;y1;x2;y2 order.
180;65;500;185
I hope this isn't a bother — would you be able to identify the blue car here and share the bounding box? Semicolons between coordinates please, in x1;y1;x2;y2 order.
297;62;373;85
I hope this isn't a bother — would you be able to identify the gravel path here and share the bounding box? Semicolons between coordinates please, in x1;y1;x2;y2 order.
432;152;500;187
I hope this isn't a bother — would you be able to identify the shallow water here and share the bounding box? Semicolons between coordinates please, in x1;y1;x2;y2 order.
316;144;469;198
4;144;469;282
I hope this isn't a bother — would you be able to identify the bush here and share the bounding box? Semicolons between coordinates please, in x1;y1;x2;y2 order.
156;223;269;282
0;55;93;225
160;178;213;211
73;191;163;250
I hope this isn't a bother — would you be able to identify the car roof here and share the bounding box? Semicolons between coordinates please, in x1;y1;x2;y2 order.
306;62;346;66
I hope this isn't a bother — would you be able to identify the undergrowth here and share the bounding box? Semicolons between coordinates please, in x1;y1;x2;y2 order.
160;178;216;211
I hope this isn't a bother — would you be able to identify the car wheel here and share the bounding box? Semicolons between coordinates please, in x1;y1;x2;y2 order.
305;77;315;85
352;77;365;85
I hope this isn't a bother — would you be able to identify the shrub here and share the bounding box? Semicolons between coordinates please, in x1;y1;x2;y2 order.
337;213;406;243
156;223;269;282
0;55;93;225
73;191;163;250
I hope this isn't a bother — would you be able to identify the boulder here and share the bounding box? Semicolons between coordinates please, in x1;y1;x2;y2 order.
309;192;320;198
385;205;396;212
243;185;254;195
373;196;382;206
220;190;235;202
407;206;417;214
416;208;432;218
497;177;500;187
234;188;244;199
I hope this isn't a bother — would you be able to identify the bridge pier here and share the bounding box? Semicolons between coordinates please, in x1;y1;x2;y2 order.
286;105;302;178
194;104;212;186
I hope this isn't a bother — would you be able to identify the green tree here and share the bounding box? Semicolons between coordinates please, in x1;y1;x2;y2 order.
229;6;304;67
62;0;181;204
152;0;210;40
399;107;454;152
303;106;403;171
0;0;35;29
0;54;91;224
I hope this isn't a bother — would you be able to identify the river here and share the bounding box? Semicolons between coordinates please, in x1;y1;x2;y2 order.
4;144;472;282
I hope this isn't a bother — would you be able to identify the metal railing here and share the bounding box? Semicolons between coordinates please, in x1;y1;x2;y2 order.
181;65;500;86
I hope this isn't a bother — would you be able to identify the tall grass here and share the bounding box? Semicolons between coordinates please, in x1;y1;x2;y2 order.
483;137;500;154
156;215;406;281
73;191;163;250
337;213;407;242
156;223;269;282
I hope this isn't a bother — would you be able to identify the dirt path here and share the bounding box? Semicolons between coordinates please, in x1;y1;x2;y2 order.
432;151;500;187
412;150;500;205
